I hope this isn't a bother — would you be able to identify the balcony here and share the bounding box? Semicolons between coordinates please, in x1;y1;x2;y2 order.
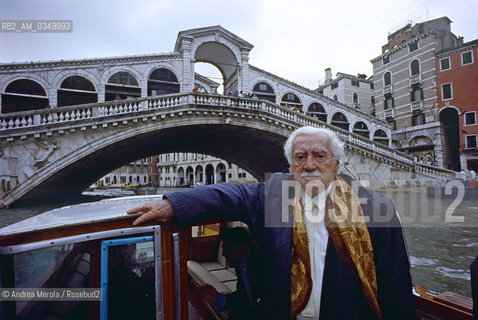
410;101;423;112
409;74;421;85
384;108;395;118
383;84;393;95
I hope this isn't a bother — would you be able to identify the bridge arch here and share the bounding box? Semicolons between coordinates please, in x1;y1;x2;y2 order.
251;80;277;103
53;70;100;96
280;92;302;109
307;102;327;122
373;129;389;145
1;78;49;113
12;120;290;204
331;111;350;131
104;71;141;101
147;67;181;96
57;75;99;107
352;121;370;138
194;41;239;94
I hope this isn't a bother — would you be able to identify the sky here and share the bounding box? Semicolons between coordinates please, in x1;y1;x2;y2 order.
1;0;477;89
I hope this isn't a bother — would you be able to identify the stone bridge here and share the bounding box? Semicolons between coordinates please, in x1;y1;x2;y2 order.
0;93;455;207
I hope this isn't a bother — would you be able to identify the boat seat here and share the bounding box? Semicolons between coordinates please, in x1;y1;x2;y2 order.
187;241;237;294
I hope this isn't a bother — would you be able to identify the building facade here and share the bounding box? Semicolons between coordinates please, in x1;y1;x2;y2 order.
156;152;256;187
436;39;478;171
317;68;375;115
96;159;149;187
96;153;257;188
371;17;463;167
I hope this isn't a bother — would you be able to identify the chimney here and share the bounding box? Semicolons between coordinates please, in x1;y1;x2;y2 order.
325;68;332;83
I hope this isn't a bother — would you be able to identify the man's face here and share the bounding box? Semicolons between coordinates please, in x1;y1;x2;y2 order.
290;133;340;194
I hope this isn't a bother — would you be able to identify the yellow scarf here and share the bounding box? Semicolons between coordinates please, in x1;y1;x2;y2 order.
290;176;382;319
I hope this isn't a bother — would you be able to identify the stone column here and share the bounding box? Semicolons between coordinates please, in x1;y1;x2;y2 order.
181;36;194;93
240;49;250;93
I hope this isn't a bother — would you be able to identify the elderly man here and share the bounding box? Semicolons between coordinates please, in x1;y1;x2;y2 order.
128;126;415;319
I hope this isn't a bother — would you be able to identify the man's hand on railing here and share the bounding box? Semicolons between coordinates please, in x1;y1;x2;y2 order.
127;199;175;225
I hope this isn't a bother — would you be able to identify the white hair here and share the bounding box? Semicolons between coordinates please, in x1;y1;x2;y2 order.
283;126;344;165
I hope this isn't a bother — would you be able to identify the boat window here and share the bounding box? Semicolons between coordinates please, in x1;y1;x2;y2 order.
14;244;77;289
12;243;90;319
102;237;156;320
192;223;220;237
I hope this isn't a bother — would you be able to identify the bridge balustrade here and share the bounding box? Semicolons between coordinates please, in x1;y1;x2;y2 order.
0;93;455;180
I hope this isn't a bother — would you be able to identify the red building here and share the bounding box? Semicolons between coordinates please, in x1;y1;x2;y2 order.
436;39;478;171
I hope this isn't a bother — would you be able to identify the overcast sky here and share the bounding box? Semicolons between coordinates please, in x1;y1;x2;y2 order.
1;0;477;89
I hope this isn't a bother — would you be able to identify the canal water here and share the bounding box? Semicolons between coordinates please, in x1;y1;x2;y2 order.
0;188;476;297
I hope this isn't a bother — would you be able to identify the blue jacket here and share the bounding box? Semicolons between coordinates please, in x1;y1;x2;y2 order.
168;173;415;319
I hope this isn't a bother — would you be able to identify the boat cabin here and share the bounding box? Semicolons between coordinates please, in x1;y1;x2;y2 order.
0;196;473;319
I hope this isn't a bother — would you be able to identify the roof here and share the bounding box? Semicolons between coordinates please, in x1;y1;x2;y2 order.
174;25;254;52
0;195;163;237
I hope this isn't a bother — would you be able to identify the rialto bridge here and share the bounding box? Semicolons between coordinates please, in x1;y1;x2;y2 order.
0;26;455;207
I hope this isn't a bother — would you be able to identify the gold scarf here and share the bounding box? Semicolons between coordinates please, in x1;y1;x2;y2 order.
290;176;382;320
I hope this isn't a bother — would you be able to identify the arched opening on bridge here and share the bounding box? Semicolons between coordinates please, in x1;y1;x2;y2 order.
178;167;185;186
408;136;435;165
439;107;460;170
194;62;222;94
373;129;389;146
352;121;370;138
281;93;302;109
252;82;276;102
331;112;349;131
205;164;215;185
307;102;327;122
195;166;204;184
2;79;49;113
105;71;141;101
57;76;98;107
186;166;194;186
195;42;238;95
147;68;180;96
216;163;227;183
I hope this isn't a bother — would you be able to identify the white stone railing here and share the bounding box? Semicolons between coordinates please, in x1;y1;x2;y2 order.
410;101;423;112
409;74;421;85
384;108;395;118
383;84;393;95
0;93;455;179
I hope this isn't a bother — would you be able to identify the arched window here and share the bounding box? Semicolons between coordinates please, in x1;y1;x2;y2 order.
105;71;141;101
148;68;180;96
384;72;391;86
411;85;423;102
57;76;98;107
333;95;338;101
2;79;49;113
352;121;370;138
216;163;227;183
307;102;327;122
331;112;349;131
373;129;389;145
410;60;420;76
195;166;204;184
371;96;375;107
252;82;276;102
281;93;302;109
353;93;359;104
384;94;394;109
